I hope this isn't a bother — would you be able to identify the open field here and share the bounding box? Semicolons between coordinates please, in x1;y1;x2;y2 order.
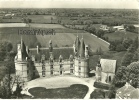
0;26;109;51
27;15;58;23
104;31;137;41
36;32;109;51
0;27;38;51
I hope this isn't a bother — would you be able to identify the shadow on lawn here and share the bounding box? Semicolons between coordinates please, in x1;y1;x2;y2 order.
28;84;88;99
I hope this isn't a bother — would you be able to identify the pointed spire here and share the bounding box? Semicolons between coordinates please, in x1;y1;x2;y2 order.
79;36;85;58
20;37;28;60
49;40;53;52
75;34;80;55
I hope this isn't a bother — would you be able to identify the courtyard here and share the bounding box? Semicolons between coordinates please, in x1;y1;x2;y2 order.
20;75;96;99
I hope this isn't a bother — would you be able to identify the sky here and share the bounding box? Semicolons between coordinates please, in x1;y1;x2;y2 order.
0;0;138;9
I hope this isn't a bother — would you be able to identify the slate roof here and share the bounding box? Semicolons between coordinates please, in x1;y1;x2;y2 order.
28;47;74;61
79;37;85;58
100;59;116;73
117;82;139;99
21;39;28;60
75;35;80;57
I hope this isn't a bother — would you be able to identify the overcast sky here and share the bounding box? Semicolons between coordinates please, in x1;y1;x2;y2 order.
0;0;138;9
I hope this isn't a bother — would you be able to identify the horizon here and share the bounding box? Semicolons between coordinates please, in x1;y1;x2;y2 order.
0;0;138;9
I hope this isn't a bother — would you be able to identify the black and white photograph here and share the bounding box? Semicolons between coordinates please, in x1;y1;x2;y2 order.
0;0;138;99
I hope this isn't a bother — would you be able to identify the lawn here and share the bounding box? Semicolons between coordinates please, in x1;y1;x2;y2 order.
104;31;137;41
0;27;38;51
36;32;109;51
28;84;88;99
0;26;109;52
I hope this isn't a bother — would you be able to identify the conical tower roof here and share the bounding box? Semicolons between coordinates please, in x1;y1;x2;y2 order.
79;36;85;58
49;40;53;52
75;34;80;56
20;37;28;60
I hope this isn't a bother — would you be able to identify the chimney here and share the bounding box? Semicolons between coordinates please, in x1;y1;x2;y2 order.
37;45;39;54
26;46;29;54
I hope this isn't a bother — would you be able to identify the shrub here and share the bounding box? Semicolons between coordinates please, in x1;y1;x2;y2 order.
90;89;105;99
94;82;111;90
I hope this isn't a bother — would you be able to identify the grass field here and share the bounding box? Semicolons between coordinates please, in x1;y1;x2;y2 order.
36;32;109;51
0;27;38;51
28;84;88;99
104;31;137;41
0;26;109;52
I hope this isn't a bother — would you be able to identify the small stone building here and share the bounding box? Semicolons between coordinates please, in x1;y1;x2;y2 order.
96;58;117;83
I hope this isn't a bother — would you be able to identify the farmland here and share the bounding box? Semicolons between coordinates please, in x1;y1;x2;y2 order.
0;24;109;51
26;15;58;23
0;27;38;51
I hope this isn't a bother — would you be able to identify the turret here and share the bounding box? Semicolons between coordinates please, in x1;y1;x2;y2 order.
49;40;53;53
74;34;80;57
95;58;102;82
15;38;28;82
59;55;63;63
85;45;89;58
79;36;85;58
17;44;22;61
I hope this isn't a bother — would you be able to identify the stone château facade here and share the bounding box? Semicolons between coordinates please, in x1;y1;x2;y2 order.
14;35;90;81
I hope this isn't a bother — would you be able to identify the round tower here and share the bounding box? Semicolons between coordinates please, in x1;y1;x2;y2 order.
15;39;28;82
80;58;89;77
79;36;89;78
74;57;79;76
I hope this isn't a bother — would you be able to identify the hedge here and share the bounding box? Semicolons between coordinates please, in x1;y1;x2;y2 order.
94;82;111;90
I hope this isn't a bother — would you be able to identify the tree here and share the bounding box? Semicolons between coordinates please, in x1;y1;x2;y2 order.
113;66;127;87
116;44;126;52
0;40;13;52
126;62;139;88
121;52;134;66
90;89;105;99
132;37;138;50
126;25;136;33
122;38;133;49
132;52;138;62
121;44;135;66
96;29;105;38
0;75;25;99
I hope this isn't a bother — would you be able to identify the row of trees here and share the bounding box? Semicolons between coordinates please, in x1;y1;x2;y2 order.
121;37;138;67
109;37;138;52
